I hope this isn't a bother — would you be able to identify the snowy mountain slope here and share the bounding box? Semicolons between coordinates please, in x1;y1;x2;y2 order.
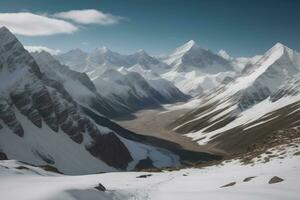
56;48;188;113
124;65;190;103
0;26;184;174
31;51;135;119
92;68;188;113
93;69;163;111
1;141;299;200
169;43;300;154
161;40;236;96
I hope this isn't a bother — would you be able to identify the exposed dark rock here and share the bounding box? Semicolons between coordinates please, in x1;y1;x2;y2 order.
221;182;236;188
51;91;83;144
294;151;300;156
243;176;256;182
136;174;152;178
39;165;62;174
269;176;284;184
0;99;24;137
0;152;8;160
135;157;155;170
30;82;58;132
15;166;30;170
94;183;106;192
10;90;42;128
86;132;133;169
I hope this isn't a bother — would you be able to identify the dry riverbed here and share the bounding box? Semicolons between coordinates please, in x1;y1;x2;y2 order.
116;106;226;156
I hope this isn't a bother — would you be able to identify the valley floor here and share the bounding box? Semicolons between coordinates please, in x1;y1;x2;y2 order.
116;103;225;155
1;142;299;200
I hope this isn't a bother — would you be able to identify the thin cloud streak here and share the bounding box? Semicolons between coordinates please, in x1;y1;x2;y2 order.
53;9;125;25
0;12;78;36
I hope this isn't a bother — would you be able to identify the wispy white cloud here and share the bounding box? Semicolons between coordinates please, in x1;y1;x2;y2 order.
53;9;125;25
25;45;61;55
0;12;78;36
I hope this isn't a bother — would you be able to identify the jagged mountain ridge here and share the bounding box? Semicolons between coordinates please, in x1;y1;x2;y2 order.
0;27;183;174
56;48;189;115
56;46;170;79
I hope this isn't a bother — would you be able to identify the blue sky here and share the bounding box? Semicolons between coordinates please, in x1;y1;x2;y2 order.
0;0;299;57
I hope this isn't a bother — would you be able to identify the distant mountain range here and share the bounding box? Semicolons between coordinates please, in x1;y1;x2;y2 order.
56;46;189;117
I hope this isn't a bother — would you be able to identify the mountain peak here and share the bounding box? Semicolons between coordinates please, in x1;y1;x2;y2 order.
0;26;19;46
266;42;295;60
187;39;195;45
273;42;285;48
0;26;10;33
170;40;198;56
218;49;231;60
134;49;149;57
180;40;197;51
137;49;147;54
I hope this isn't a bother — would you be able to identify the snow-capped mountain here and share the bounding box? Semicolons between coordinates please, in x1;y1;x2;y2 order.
55;48;88;72
170;42;300;154
57;47;170;79
56;47;188;114
0;26;184;174
161;40;236;96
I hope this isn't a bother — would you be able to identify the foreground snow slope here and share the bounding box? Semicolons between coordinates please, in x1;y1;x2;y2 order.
1;143;299;200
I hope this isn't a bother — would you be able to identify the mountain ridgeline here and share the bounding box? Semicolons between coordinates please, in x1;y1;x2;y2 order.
0;27;223;174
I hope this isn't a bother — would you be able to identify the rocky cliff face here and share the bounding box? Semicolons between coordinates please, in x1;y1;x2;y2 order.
0;27;182;174
0;26;133;169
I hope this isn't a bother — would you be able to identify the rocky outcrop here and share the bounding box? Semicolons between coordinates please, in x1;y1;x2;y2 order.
0;99;24;137
269;176;284;184
10;89;42;128
0;152;8;160
238;86;271;110
51;90;83;143
86;132;133;169
30;80;59;132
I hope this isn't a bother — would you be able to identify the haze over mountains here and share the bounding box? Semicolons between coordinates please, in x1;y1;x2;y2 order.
57;40;241;97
